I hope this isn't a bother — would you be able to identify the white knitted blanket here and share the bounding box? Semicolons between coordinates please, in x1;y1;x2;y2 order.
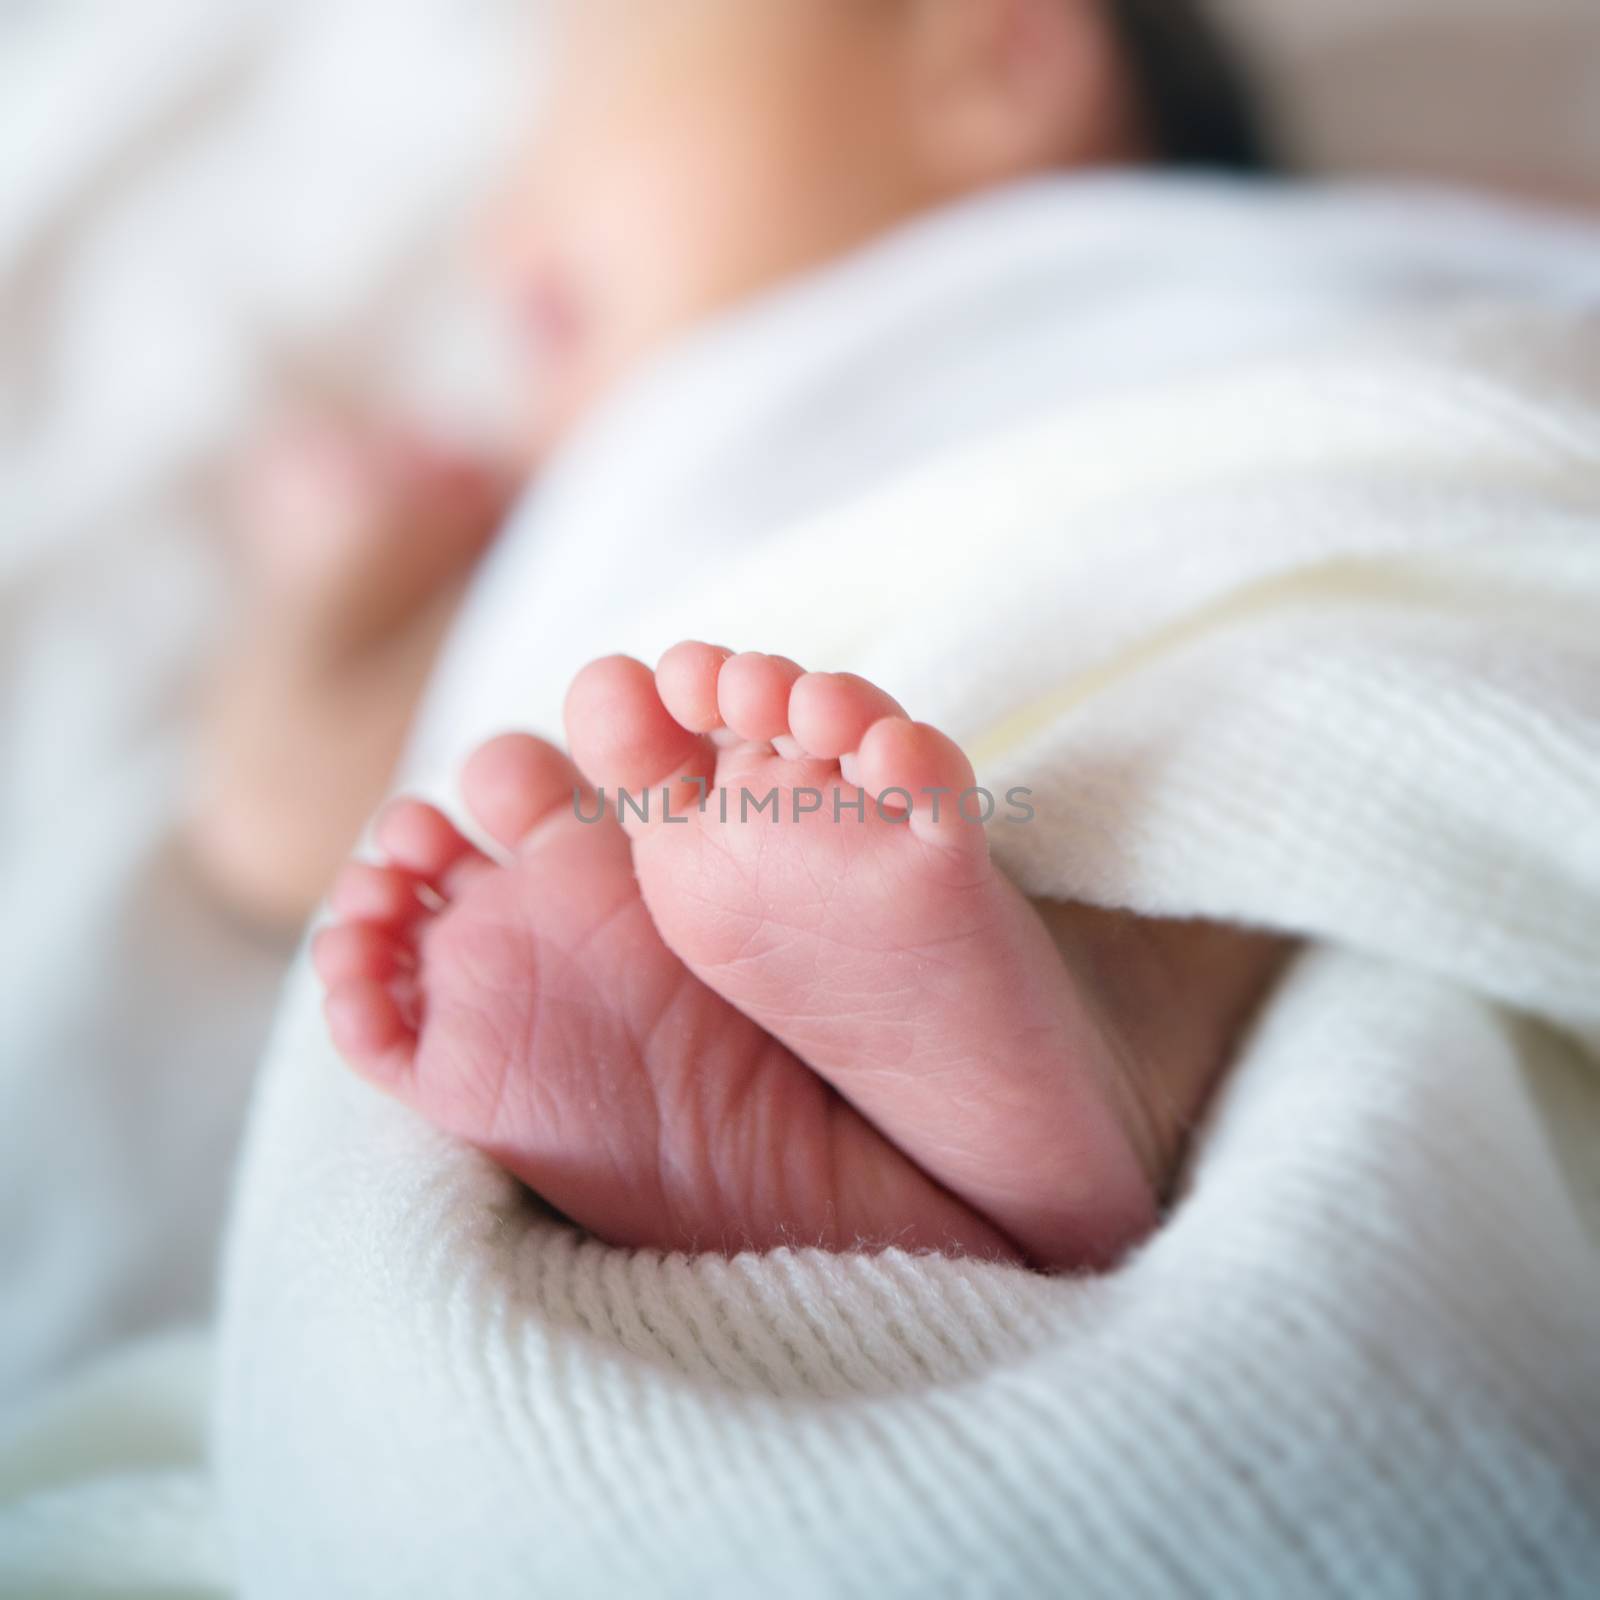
208;305;1600;1596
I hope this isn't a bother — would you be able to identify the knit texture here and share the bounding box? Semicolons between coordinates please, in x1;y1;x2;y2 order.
216;308;1600;1596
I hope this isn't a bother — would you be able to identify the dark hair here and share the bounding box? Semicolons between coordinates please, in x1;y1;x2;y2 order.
1106;0;1279;174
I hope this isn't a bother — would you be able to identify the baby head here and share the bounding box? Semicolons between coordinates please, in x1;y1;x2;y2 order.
494;0;1269;448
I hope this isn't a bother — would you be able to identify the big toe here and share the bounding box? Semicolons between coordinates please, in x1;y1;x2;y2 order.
461;733;592;851
565;655;715;829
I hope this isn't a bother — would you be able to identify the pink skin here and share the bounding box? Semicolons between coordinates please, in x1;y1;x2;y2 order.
318;646;1159;1270
316;733;1019;1261
233;417;512;640
191;416;517;927
567;646;1157;1269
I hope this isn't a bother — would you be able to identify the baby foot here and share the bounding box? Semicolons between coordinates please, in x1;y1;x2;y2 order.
315;734;1020;1260
565;647;1160;1269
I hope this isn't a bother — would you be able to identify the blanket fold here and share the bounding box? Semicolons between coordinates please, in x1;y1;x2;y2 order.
216;304;1600;1596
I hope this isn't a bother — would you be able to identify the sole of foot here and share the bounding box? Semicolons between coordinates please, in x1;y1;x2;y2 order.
315;733;1022;1261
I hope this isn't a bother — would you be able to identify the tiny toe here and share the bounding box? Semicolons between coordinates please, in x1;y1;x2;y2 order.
855;717;984;848
374;799;486;888
313;922;413;986
461;733;591;851
565;655;715;828
656;641;732;733
788;672;908;761
329;860;430;927
324;977;416;1080
716;652;805;744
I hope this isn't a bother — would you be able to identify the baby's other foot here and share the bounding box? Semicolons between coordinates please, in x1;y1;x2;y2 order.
566;647;1160;1270
315;734;1019;1260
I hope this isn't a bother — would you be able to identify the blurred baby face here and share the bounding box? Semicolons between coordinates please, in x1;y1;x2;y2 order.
492;0;945;450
